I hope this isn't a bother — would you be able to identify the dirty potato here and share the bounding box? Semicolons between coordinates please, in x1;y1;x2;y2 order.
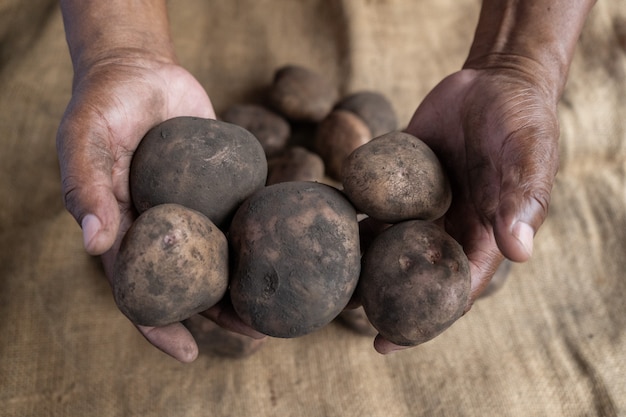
229;181;361;338
113;204;229;327
358;220;470;346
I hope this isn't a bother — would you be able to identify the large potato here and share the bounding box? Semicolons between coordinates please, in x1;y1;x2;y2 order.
341;131;451;223
130;116;267;230
358;220;470;346
113;204;229;327
229;181;361;338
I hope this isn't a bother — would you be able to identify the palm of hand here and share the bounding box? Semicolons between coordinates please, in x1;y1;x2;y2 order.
405;68;559;302
58;60;214;264
56;60;216;362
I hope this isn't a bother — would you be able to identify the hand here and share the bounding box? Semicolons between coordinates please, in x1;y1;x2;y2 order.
56;53;263;362
374;66;560;353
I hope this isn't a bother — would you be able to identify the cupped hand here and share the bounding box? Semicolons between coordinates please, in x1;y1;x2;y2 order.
56;54;263;362
375;67;560;354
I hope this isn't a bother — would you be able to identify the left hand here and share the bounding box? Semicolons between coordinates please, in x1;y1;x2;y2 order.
375;66;560;353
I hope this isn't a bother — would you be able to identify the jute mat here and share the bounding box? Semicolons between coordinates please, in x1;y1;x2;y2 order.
1;1;624;416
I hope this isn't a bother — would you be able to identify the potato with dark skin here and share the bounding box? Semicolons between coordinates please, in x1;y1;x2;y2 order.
341;131;452;223
268;65;339;123
314;109;372;180
113;204;229;327
266;146;325;185
221;104;291;158
358;220;470;346
229;181;361;338
130;116;267;230
334;91;398;138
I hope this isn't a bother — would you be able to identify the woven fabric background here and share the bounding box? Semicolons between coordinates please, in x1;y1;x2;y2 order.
1;1;624;416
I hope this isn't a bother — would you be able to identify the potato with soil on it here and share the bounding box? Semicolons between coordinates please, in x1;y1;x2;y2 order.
341;131;452;223
358;220;470;346
266;146;325;185
130;116;267;230
268;65;339;123
314;109;372;180
334;91;398;138
113;204;229;327
229;181;361;338
221;104;291;158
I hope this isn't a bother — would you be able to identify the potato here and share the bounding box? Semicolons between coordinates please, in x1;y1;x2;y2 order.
113;204;229;327
130;116;267;230
335;91;398;137
358;220;470;346
221;104;290;157
268;65;339;122
314;109;372;180
266;146;325;185
341;131;451;223
229;181;361;338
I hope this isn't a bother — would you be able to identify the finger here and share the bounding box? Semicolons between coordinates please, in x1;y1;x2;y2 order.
493;131;558;263
57;116;121;256
136;322;198;363
200;298;267;340
373;334;410;354
466;248;505;309
494;196;544;262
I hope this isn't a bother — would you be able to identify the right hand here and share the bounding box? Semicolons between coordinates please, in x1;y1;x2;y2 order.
56;52;263;362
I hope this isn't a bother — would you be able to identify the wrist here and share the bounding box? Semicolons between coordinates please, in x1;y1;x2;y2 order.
463;0;596;103
60;0;177;77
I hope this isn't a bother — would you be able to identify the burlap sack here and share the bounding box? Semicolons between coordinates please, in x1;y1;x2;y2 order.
1;1;624;416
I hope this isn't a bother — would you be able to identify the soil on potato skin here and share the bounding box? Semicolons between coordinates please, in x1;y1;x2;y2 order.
229;181;361;338
341;131;452;223
130;117;267;231
113;204;229;327
358;220;470;346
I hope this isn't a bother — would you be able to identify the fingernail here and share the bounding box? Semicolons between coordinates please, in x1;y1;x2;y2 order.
81;214;101;252
512;221;534;258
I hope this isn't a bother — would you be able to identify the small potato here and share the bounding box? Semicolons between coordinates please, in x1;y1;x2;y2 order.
266;146;325;185
221;104;291;157
314;110;372;180
341;131;451;223
113;204;229;327
268;65;339;122
130;116;267;230
358;220;470;346
335;91;398;137
229;181;361;338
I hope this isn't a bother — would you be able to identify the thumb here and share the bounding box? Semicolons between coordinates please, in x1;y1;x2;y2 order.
493;135;558;263
57;118;121;256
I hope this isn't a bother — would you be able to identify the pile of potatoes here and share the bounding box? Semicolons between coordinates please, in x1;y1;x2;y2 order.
112;64;470;355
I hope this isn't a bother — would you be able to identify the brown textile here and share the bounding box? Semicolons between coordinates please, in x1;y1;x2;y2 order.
1;1;625;416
